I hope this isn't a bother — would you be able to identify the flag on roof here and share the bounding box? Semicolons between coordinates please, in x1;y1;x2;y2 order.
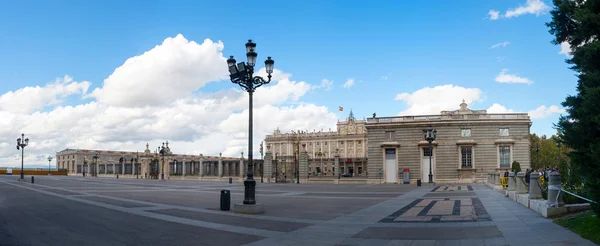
339;106;344;111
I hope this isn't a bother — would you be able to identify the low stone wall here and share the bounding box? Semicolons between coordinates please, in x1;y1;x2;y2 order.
2;170;68;176
503;171;591;218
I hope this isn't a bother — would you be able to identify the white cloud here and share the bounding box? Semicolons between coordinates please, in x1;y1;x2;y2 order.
314;79;334;91
0;35;337;167
528;105;565;119
495;69;533;85
504;0;550;18
489;10;500;20
486;103;565;119
88;34;229;107
559;41;573;57
487;103;515;113
497;56;505;62
488;0;550;20
394;84;483;115
490;41;510;49
380;76;389;80
0;75;91;114
343;78;355;88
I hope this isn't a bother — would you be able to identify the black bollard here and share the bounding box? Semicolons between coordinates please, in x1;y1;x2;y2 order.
31;176;34;184
116;175;119;179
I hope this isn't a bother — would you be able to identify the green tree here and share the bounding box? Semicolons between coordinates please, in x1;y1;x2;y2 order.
546;0;600;214
529;133;563;170
511;161;522;173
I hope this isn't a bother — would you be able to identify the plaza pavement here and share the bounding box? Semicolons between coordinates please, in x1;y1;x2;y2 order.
0;176;595;246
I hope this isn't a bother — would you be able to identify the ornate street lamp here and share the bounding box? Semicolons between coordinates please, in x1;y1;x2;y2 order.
423;125;437;183
47;155;53;175
93;151;100;177
227;39;275;205
159;142;167;180
16;133;30;180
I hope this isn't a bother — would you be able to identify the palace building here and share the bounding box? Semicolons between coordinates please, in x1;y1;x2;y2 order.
263;101;532;184
366;101;531;184
263;110;367;182
56;141;264;181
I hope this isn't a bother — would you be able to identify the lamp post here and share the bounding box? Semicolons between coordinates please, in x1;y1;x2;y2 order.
93;152;100;177
47;156;53;175
227;39;275;205
423;125;437;184
535;142;540;169
159;142;167;180
259;141;264;183
16;133;29;180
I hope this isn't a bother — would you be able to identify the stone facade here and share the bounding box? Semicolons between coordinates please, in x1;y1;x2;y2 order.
264;110;368;182
366;101;531;184
55;141;263;181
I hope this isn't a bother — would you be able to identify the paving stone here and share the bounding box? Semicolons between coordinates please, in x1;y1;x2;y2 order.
417;199;433;207
483;237;509;246
385;240;414;246
458;239;484;246
401;207;424;217
410;240;437;246
434;240;460;245
352;226;501;240
460;199;473;206
427;201;454;216
149;208;311;232
459;206;475;217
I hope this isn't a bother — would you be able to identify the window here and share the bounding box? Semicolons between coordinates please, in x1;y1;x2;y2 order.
461;146;472;168
385;149;396;159
499;146;511;168
423;147;432;157
499;128;510;136
385;131;395;139
461;129;471;137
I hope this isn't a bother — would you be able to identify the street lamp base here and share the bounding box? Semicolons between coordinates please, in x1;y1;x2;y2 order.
243;178;256;205
233;203;265;214
428;174;433;183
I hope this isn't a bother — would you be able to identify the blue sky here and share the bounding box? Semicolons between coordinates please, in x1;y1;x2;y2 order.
0;0;573;165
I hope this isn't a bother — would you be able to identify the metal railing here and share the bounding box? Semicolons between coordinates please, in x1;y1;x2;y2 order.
367;113;530;124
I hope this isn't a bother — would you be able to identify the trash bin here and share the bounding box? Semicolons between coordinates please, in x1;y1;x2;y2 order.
220;190;231;211
229;177;232;184
417;178;422;186
403;169;410;184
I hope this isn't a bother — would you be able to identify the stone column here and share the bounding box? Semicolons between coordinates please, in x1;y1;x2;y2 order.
122;163;124;175
218;153;223;177
547;171;564;207
263;147;273;183
299;144;309;183
334;149;340;179
494;171;502;186
516;171;527;194
199;154;204;177
507;172;516;191
529;171;543;199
